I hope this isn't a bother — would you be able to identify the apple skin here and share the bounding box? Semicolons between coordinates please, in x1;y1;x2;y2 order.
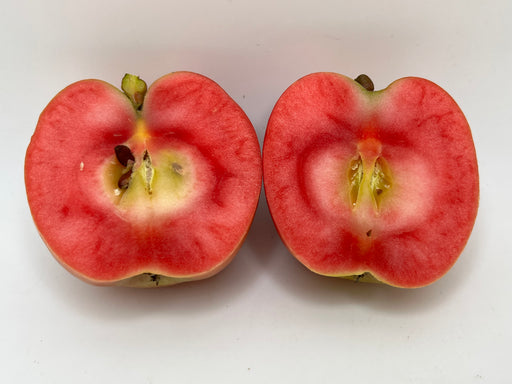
25;72;262;287
263;72;479;288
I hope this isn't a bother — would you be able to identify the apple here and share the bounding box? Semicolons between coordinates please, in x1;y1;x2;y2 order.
263;73;478;288
25;72;262;287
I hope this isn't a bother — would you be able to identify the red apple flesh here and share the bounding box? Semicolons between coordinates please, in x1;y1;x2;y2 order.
263;73;478;288
25;72;262;287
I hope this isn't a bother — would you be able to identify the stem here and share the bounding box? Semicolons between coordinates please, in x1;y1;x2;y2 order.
121;74;148;110
354;74;375;92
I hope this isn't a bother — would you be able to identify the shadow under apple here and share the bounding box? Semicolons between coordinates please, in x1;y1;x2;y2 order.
25;211;266;321
266;224;481;315
243;189;283;268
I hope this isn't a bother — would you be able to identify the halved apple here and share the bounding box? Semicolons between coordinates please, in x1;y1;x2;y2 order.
263;73;479;288
25;72;262;287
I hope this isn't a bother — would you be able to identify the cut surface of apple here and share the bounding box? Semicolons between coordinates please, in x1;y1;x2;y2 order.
25;72;262;287
263;73;479;288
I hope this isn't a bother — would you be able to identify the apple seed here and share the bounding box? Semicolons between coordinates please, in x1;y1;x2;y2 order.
118;168;133;190
114;145;135;190
115;145;135;167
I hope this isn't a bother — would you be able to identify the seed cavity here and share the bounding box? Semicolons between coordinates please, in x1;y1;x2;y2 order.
370;157;392;208
112;145;155;195
348;156;363;206
347;153;393;210
143;150;154;194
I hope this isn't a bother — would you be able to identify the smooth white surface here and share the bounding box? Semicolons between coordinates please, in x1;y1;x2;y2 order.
2;1;510;382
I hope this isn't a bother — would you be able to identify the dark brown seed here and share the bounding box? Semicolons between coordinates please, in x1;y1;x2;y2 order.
118;169;133;189
354;74;375;91
366;229;372;237
115;145;135;167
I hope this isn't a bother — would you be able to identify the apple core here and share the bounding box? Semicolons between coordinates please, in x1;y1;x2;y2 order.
347;138;393;212
101;122;199;220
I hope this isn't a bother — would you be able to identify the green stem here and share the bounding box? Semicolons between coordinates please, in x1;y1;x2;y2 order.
121;73;148;110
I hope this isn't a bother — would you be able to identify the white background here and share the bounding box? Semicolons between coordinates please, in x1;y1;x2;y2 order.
1;1;510;383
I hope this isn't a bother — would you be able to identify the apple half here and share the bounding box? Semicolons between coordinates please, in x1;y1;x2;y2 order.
263;73;479;288
25;72;262;287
